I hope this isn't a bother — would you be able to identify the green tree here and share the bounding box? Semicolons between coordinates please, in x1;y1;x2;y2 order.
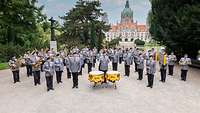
148;0;200;58
0;0;48;62
60;0;110;50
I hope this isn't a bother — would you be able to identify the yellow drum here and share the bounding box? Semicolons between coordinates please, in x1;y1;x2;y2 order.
106;71;120;82
88;71;104;85
106;71;120;89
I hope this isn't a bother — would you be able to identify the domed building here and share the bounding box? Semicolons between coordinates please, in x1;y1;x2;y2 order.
105;0;151;47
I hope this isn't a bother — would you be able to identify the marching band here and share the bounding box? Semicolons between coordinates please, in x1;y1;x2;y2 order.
8;47;192;91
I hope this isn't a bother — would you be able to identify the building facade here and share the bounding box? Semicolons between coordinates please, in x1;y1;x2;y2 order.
105;0;151;47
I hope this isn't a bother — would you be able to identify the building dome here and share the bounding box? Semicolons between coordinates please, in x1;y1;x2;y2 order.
121;8;133;19
121;0;133;23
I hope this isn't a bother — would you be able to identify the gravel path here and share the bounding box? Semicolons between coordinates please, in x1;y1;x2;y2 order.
0;63;200;113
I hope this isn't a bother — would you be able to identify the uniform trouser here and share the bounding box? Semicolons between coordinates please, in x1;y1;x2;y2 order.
40;64;44;72
67;68;71;78
168;65;174;75
72;72;79;87
100;70;107;83
125;65;130;76
147;74;154;87
137;69;143;80
112;63;118;71
56;71;63;83
33;71;40;85
160;69;167;82
79;66;83;75
181;70;188;81
93;58;96;67
88;63;92;73
26;65;32;77
46;76;53;91
134;61;138;72
119;57;123;64
12;70;20;83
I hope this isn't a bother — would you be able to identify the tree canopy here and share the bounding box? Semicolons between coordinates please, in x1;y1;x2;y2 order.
60;0;110;50
0;0;49;62
148;0;200;58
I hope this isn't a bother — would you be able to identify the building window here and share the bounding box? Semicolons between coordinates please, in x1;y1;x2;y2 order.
125;38;128;42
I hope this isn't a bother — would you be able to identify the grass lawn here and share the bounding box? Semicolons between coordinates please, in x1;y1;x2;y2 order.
0;63;9;70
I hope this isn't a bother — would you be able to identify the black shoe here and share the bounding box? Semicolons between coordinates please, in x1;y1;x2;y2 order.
146;85;150;87
76;86;78;88
51;88;54;90
150;86;153;88
137;78;140;80
72;86;76;89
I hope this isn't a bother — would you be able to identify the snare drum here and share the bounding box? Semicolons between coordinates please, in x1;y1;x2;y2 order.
106;71;120;82
88;71;104;83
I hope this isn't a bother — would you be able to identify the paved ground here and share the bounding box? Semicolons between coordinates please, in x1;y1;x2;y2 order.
0;62;200;113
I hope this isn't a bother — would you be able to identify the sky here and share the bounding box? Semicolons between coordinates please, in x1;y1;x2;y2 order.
37;0;151;25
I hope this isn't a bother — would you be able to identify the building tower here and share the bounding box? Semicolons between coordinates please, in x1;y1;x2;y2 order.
121;0;133;24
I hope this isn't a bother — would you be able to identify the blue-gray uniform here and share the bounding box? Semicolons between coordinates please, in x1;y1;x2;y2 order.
68;53;82;88
168;54;177;75
123;51;133;77
79;53;84;75
133;49;139;72
99;53;110;83
118;49;123;64
179;56;191;81
54;56;64;84
43;59;55;91
32;55;41;86
8;58;20;83
111;50;119;71
86;50;94;73
137;54;144;80
146;58;156;88
24;54;33;77
65;55;71;78
159;53;168;82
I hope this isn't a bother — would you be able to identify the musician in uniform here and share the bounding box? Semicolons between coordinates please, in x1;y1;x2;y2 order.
43;57;55;91
118;48;123;64
68;51;82;88
32;52;41;86
24;52;33;77
159;49;168;83
123;49;133;77
54;53;64;84
133;48;139;72
65;54;71;79
9;56;20;83
86;49;94;73
146;55;156;88
179;54;191;81
137;52;144;80
99;51;110;83
111;48;119;71
79;51;84;75
168;52;177;76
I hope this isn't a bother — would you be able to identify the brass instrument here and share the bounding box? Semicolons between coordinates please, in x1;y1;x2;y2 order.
10;58;22;70
179;58;191;65
32;59;43;69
